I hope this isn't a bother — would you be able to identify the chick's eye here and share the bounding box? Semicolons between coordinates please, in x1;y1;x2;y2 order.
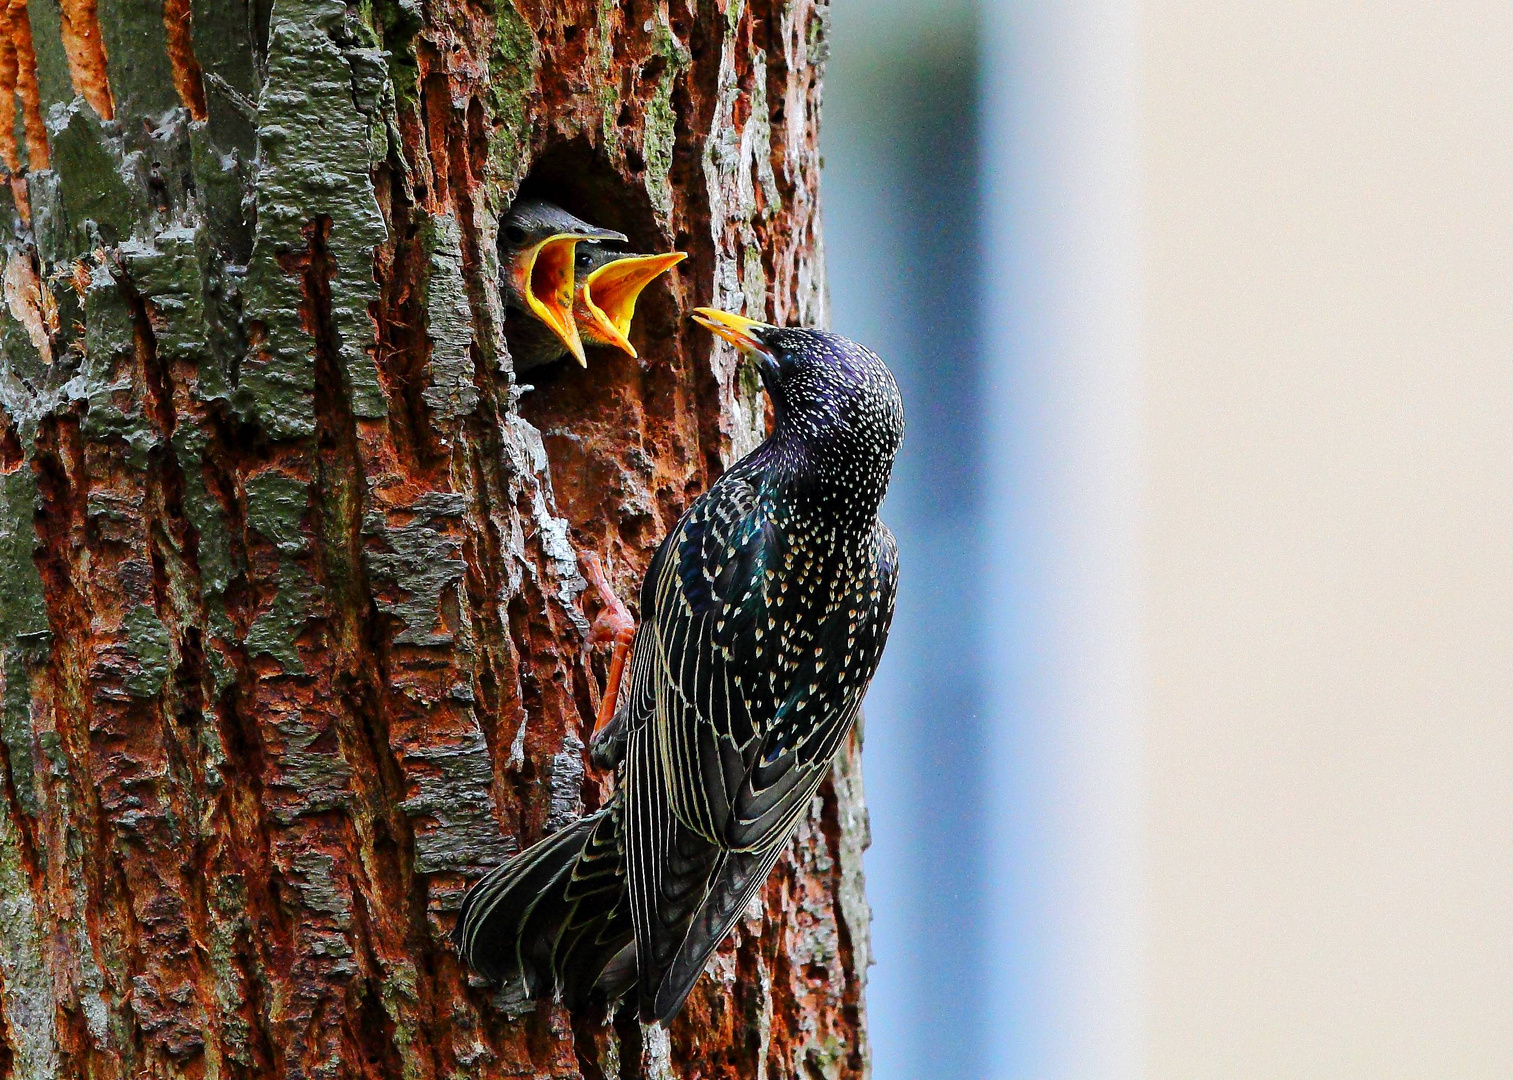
504;225;526;244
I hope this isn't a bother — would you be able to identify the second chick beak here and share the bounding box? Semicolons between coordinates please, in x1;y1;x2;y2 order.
577;252;687;358
517;234;589;365
690;307;777;366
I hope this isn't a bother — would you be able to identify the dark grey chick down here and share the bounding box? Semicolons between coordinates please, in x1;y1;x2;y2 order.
454;325;904;1023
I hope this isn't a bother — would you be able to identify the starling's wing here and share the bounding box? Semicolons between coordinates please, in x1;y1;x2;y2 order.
624;490;900;1018
451;800;631;1009
622;718;725;1019
621;673;792;1023
618;473;775;1014
644;475;776;838
724;521;899;850
596;474;770;767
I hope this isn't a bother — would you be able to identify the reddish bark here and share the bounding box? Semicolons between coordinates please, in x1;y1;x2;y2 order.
0;2;867;1078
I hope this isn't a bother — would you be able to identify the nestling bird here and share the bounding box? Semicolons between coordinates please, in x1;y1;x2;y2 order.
572;245;687;359
454;308;904;1023
499;199;685;370
499;199;625;367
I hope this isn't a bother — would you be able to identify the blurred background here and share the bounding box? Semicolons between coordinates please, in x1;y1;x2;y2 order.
824;2;1513;1078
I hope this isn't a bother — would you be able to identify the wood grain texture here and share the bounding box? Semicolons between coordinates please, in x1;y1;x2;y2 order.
0;0;869;1077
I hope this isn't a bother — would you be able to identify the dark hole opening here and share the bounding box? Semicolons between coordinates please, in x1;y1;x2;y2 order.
503;139;698;596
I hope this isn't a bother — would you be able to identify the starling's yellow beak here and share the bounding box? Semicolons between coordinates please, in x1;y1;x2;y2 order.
516;233;587;365
577;252;686;357
690;307;774;361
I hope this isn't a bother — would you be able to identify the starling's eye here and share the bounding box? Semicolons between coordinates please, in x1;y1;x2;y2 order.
504;224;527;244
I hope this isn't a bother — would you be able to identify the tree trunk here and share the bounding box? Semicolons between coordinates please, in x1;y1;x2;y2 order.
0;1;869;1078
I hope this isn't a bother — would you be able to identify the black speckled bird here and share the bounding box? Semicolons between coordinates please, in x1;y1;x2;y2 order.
500;199;626;367
453;308;904;1024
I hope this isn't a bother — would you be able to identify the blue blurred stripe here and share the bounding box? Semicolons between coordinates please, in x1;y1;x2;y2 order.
824;4;988;1077
826;2;1143;1077
980;4;1143;1079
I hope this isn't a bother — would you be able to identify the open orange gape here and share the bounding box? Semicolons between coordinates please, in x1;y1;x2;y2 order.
500;198;685;367
514;231;589;363
574;250;687;358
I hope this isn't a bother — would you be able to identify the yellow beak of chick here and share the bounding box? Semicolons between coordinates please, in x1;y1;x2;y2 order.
573;251;688;359
515;233;590;364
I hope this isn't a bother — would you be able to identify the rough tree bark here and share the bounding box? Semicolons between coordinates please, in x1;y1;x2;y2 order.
0;0;870;1078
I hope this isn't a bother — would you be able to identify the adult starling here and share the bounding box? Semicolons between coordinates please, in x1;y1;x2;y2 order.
572;246;687;359
500;199;625;367
454;309;904;1024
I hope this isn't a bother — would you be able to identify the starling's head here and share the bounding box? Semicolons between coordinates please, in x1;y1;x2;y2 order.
691;308;904;472
573;246;686;358
500;200;626;365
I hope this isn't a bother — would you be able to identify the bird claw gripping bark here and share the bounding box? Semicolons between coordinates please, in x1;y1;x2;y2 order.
579;551;635;742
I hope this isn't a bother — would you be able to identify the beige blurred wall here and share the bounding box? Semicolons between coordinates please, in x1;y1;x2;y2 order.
1143;3;1513;1077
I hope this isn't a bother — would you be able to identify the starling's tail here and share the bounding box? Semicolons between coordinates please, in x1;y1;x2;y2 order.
643;840;790;1023
452;799;634;1009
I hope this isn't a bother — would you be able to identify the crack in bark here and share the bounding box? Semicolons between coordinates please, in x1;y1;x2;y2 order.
0;0;47;226
160;0;207;123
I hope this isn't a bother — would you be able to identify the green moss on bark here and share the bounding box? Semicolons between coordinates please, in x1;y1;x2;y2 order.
80;263;156;470
245;562;320;675
95;0;179;123
362;492;467;647
36;102;139;259
246;473;310;557
487;2;538;197
122;604;171;698
238;0;389;438
643;15;692;222
0;789;60;1080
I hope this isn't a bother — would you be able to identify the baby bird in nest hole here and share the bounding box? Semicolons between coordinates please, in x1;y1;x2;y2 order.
499;198;684;371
